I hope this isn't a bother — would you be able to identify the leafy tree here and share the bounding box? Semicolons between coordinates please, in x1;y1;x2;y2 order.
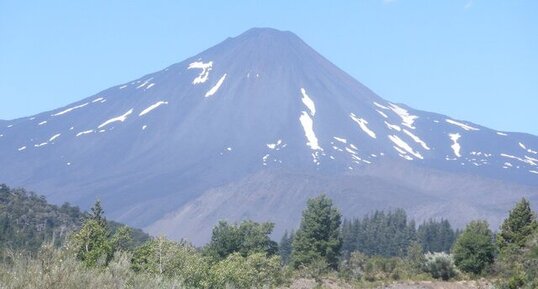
452;220;495;275
131;237;210;287
406;241;425;272
497;198;538;253
291;194;342;270
70;200;132;267
205;220;278;261
71;218;112;267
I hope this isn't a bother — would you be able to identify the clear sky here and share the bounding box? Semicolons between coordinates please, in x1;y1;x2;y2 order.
1;0;537;134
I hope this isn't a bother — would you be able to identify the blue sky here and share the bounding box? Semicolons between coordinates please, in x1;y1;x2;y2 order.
1;0;537;134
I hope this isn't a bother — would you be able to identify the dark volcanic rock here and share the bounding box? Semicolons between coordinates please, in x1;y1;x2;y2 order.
1;28;537;244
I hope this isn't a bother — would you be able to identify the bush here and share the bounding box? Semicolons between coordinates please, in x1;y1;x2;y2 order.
211;252;283;288
423;252;456;281
131;237;210;288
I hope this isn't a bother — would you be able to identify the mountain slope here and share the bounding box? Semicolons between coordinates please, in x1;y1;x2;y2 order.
0;184;150;251
0;28;537;243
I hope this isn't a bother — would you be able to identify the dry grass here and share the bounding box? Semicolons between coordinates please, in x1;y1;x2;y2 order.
0;246;184;289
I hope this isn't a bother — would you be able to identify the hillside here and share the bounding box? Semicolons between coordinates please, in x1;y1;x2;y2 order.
0;184;149;252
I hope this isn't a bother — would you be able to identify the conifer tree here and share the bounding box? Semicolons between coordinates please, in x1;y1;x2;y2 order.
278;230;294;265
291;194;342;269
497;198;538;253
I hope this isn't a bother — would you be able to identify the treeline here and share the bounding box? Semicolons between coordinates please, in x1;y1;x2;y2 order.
339;209;458;258
0;184;149;253
1;184;538;288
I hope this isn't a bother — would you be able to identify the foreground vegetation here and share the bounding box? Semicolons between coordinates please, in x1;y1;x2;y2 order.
1;184;537;288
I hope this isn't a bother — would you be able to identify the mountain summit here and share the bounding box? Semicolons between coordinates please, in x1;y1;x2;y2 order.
1;28;537;244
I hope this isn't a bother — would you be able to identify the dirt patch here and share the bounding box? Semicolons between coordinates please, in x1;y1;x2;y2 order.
283;279;495;289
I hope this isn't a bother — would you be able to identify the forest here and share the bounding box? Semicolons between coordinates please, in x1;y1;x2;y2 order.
1;183;537;288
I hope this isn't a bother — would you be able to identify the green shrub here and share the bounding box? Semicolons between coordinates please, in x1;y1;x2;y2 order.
211;252;283;288
131;237;210;288
423;252;456;281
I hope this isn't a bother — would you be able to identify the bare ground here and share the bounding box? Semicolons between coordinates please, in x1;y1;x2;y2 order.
284;278;495;289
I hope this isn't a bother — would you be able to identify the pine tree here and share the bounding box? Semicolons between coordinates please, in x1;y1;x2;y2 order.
418;219;456;253
291;194;342;269
89;199;106;227
497;198;538;253
278;230;294;265
452;220;495;275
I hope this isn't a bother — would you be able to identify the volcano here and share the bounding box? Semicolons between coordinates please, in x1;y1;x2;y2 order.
1;28;537;244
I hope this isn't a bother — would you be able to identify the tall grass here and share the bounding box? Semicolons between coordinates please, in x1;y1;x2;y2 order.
0;245;185;289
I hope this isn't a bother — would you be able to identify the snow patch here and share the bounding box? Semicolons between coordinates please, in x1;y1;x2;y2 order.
496;132;508;136
142;125;147;130
449;133;462;157
188;61;213;84
501;154;537;166
34;142;47;148
146;83;155;89
38;121;47;126
350;113;376;139
384;121;401;131
119;85;128;89
76;130;94;137
18;146;26;151
300;88;316;116
388;103;417;129
388;135;423;159
267;140;283;150
376;110;388;118
517;142;537;154
299;112;322;151
446;119;479;131
373;102;390;110
92;97;104;103
403;129;430;150
49;133;61;142
98;109;133;129
52;103;89;116
139;101;168;116
136;78;153;89
262;154;270;165
205;74;227;97
333;137;347;144
530;170;538;175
